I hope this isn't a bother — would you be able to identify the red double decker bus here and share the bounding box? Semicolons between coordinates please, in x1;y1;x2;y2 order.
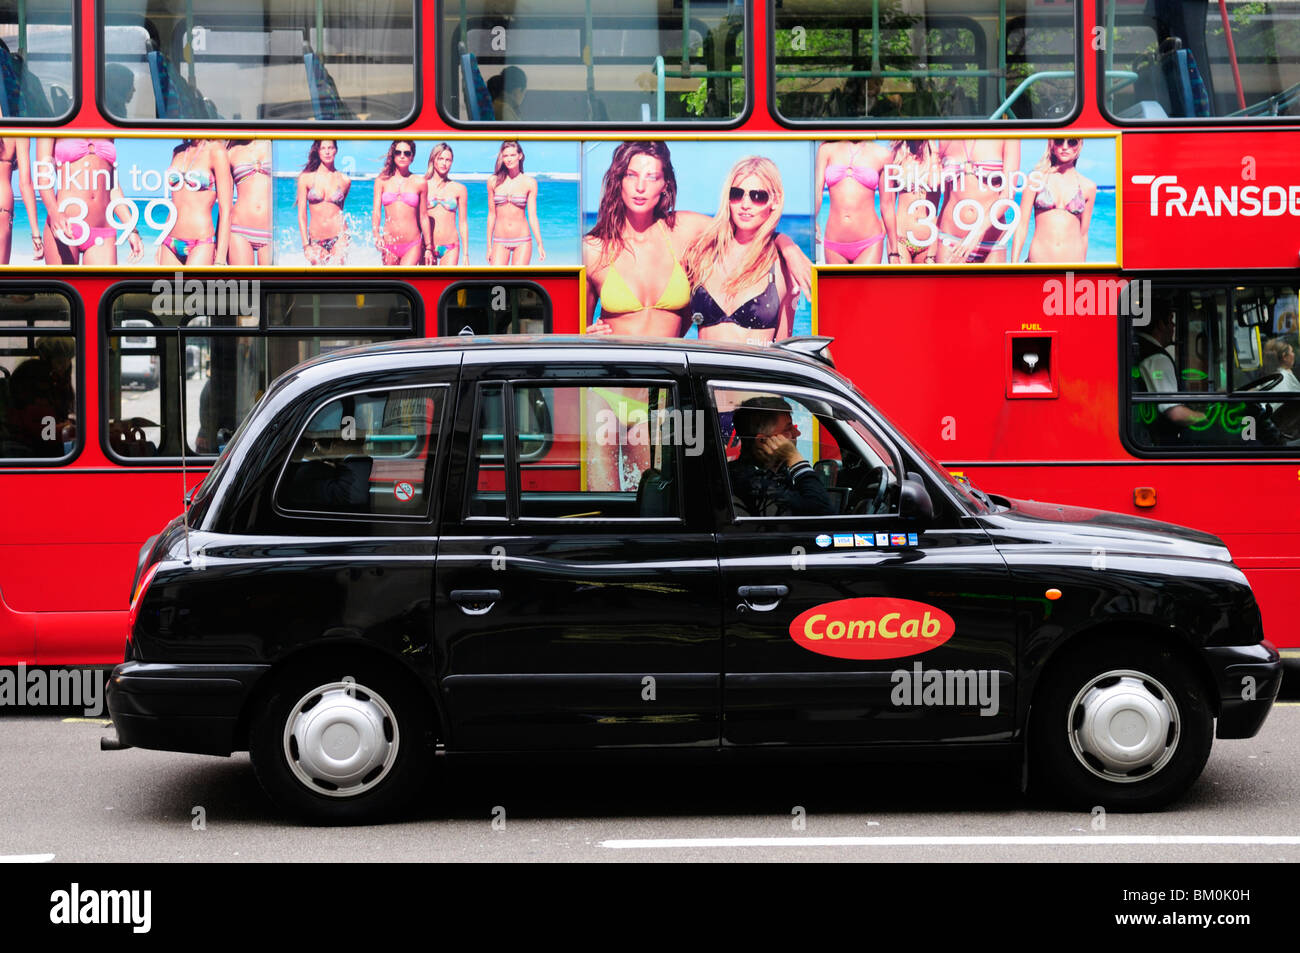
1;0;1297;668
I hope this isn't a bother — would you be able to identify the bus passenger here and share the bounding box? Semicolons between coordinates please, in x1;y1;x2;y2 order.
814;140;890;264
0;137;40;264
426;142;468;266
681;156;798;347
1011;138;1096;264
226;139;273;266
488;66;528;122
372;140;430;267
4;336;74;457
37;137;143;266
157;139;232;267
486;141;543;266
935;138;1019;264
297;140;350;266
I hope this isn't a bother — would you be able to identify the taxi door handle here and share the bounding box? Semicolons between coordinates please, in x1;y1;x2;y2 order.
450;589;501;615
737;585;789;612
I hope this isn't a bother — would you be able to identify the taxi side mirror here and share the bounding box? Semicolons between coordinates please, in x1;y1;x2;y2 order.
899;472;934;522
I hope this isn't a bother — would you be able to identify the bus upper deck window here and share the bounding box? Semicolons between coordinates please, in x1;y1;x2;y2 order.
772;0;1077;123
1103;0;1300;121
100;0;417;123
439;0;747;125
0;1;76;120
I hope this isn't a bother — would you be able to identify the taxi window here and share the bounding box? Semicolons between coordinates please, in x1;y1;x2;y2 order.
466;381;681;521
276;385;445;520
712;385;899;519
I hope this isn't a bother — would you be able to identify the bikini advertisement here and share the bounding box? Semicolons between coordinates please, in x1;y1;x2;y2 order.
817;136;1119;266
581;139;815;345
0;136;581;269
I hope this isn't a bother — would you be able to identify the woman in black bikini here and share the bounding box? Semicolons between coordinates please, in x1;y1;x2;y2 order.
297;140;350;266
681;156;797;347
0;137;39;264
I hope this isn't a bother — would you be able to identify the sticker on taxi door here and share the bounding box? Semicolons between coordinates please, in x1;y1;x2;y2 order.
789;597;955;660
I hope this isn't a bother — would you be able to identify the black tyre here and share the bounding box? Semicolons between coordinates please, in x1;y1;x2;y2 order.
1030;637;1213;812
249;658;433;824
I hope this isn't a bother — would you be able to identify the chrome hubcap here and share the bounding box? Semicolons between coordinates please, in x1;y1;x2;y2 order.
1067;669;1179;783
283;680;398;798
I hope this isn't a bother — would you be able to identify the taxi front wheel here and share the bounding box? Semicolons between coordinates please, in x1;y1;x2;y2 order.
1029;638;1213;812
249;659;433;824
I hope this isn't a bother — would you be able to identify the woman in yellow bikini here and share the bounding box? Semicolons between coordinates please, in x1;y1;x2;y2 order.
582;141;814;488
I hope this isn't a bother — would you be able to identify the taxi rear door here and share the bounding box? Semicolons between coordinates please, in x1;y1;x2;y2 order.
433;348;723;751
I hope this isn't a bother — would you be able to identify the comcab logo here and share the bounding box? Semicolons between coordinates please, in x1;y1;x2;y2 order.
789;597;955;660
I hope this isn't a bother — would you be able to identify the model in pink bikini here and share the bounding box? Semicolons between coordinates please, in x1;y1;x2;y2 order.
36;137;143;266
372;140;430;267
814;140;891;264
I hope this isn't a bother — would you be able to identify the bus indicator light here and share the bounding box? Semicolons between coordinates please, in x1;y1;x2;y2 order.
1134;487;1157;508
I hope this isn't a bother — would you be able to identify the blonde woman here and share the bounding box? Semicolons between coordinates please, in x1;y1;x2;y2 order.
426;142;468;265
681;156;797;346
1011;137;1097;264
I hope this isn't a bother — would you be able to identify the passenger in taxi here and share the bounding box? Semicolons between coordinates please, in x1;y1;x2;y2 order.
727;396;833;517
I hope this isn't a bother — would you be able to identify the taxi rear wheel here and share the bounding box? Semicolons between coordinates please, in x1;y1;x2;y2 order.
1030;638;1213;812
249;658;432;824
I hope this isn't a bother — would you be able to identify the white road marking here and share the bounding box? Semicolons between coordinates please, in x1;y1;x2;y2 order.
0;854;54;862
602;835;1300;849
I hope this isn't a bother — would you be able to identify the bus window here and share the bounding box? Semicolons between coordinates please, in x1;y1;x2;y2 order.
773;0;1076;122
440;0;746;124
101;0;417;123
1103;1;1300;120
1130;283;1300;451
438;282;551;336
0;292;75;461
105;286;418;461
0;1;75;120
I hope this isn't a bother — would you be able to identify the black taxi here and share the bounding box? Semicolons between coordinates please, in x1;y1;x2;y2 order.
108;336;1281;822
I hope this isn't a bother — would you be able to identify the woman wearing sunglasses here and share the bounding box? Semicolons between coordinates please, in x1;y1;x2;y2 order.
585;141;812;338
1011;137;1096;264
372;140;431;266
681;156;798;346
813;139;891;264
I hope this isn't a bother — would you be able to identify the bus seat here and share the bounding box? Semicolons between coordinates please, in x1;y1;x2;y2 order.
147;49;182;117
1117;100;1168;119
304;51;355;121
459;46;495;121
635;466;675;518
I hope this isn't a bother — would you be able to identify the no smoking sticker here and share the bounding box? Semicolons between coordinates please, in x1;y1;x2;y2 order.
394;481;414;502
